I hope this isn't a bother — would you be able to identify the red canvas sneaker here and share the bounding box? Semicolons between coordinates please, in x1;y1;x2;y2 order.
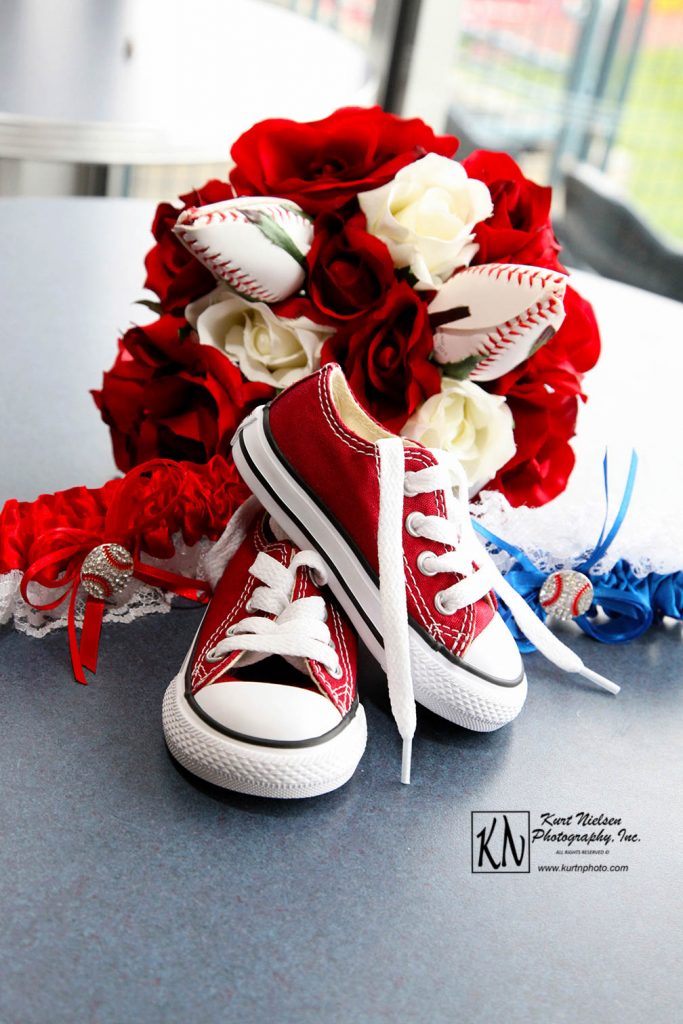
162;497;367;798
232;364;618;783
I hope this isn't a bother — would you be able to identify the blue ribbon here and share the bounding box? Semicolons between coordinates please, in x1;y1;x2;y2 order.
474;452;682;648
578;451;638;571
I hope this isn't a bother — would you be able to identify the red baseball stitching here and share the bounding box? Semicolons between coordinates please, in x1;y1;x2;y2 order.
540;575;562;608
438;266;566;375
80;572;113;598
176;230;277;302
572;582;591;617
175;203;311;302
180;207;241;227
102;546;133;572
465;264;565;289
179;203;310;233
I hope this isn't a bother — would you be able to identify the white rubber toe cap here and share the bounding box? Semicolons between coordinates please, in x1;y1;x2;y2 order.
460;611;524;685
193;680;343;743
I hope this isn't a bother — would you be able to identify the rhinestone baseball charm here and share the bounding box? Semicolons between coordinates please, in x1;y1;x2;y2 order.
80;543;134;600
539;570;593;621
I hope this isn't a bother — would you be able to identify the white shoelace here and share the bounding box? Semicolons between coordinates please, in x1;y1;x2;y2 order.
208;550;342;678
377;437;619;786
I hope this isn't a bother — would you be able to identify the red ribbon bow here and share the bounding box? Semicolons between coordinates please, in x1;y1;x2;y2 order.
20;460;212;684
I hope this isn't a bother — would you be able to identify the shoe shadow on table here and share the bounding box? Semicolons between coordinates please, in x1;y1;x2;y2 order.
165;748;364;818
163;620;682;812
356;643;515;796
163;641;515;813
357;641;512;744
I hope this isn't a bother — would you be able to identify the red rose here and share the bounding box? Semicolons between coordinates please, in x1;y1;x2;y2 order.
322;282;441;431
269;293;332;326
144;180;235;316
307;211;396;321
523;284;601;386
92;315;274;472
487;285;601;506
487;386;578;507
463;150;564;272
230;106;458;215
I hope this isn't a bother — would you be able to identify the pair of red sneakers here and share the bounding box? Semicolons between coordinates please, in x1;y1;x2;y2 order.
163;364;617;798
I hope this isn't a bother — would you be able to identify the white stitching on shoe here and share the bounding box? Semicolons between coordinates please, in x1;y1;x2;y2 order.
404;556;446;646
405;449;475;655
329;605;354;712
206;550;341;675
194;540;296;687
380;438;621;720
193;576;256;687
317;371;376;456
403;448;474;652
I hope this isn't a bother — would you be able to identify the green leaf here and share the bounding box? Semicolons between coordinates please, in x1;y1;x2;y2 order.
396;267;419;288
527;325;555;358
135;298;163;315
441;354;485;380
242;209;307;267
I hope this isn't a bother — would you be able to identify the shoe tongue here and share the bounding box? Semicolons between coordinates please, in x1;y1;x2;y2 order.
281;558;323;675
230;549;320;676
227;649;309;677
283;655;309;675
234;649;270;669
223;558;337;692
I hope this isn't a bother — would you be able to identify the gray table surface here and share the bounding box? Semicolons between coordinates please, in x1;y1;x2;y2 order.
1;199;681;1024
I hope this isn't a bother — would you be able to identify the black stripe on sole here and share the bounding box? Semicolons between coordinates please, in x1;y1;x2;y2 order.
236;410;524;691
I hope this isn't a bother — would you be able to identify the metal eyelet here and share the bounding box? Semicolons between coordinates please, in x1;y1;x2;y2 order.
417;551;438;576
245;599;256;613
205;647;223;663
225;624;238;636
405;511;424;537
434;591;453;616
329;663;343;679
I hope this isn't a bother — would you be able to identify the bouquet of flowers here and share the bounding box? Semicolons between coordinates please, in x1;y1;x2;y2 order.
4;106;681;685
93;106;601;509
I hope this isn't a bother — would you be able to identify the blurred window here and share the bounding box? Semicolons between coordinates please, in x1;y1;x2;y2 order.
446;0;683;242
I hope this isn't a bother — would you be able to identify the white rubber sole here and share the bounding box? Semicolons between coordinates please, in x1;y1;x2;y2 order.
162;655;367;799
233;407;527;733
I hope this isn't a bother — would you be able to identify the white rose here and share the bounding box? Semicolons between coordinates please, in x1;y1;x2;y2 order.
186;286;333;389
358;153;493;290
401;377;515;488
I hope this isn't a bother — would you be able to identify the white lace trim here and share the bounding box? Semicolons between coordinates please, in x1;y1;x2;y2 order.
471;265;683;579
1;535;215;638
474;446;682;579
